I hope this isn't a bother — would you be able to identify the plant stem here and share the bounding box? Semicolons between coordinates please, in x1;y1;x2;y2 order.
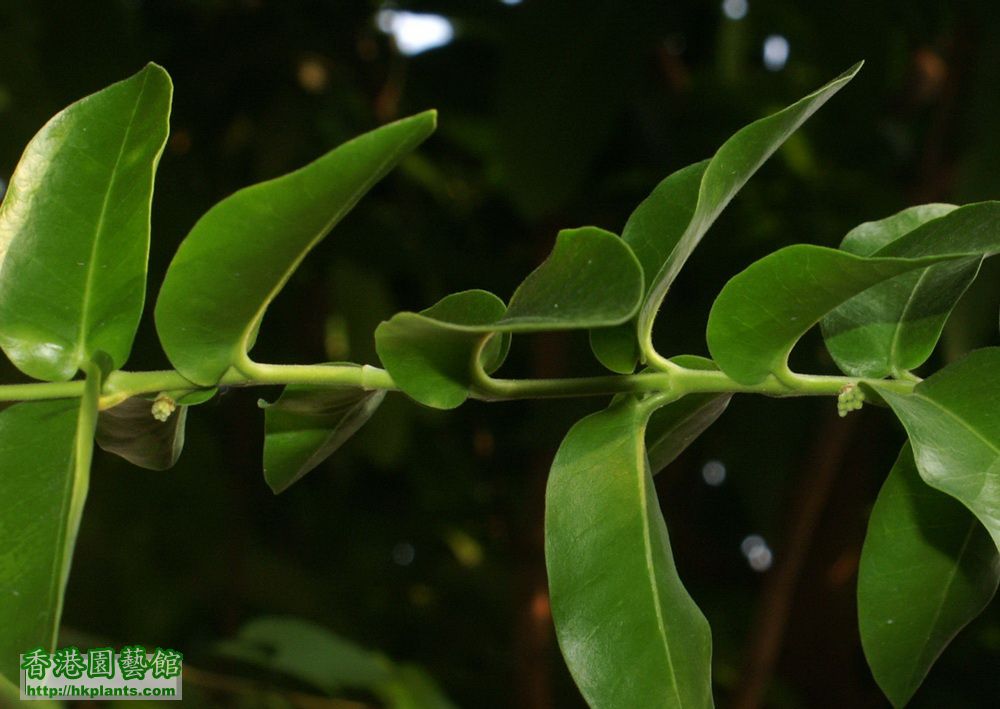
0;359;917;408
472;372;672;400
0;380;87;401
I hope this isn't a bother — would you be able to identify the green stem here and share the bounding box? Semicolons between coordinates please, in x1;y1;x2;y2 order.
0;359;916;408
473;372;673;401
0;380;86;402
234;359;398;390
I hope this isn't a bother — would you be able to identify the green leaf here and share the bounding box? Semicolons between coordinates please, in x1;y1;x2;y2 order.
261;367;386;494
217;616;457;708
647;356;731;475
500;227;642;329
0;366;100;680
376;227;642;409
628;63;862;364
706;245;958;385
0;673;17;702
589;322;641;374
0;671;58;708
823;202;1000;377
171;388;218;406
375;290;508;410
217;616;391;694
155;111;437;386
872;348;1000;553
377;665;459;709
877;201;1000;258
96;396;187;471
840;204;959;254
589;161;709;372
858;443;999;708
546;397;713;708
420;289;512;376
0;64;172;382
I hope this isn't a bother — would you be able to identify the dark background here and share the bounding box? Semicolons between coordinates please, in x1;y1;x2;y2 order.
1;1;998;706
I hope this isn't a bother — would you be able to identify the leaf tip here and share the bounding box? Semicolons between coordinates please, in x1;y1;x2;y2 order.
266;479;288;496
137;61;173;87
406;108;438;135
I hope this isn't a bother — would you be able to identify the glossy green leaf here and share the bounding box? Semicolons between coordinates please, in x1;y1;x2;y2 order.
500;227;642;328
546;397;713;708
0;64;172;382
0;367;100;680
96;396;187;471
823;202;1000;377
589;66;863;372
872;348;1000;553
877;201;1000;259
155;111;437;386
376;227;642;408
840;204;959;254
375;290;508;410
590;161;709;372
859;443;999;708
706;245;958;385
628;63;861;363
647;356;731;475
261;368;386;493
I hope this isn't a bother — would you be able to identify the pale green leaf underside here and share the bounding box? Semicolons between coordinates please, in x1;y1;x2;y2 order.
155;111;437;386
262;367;386;494
0;367;99;680
873;348;1000;554
375;290;508;410
545;397;713;708
706;245;958;385
824;202;1000;378
376;227;643;409
859;443;999;708
0;63;172;382
590;322;643;374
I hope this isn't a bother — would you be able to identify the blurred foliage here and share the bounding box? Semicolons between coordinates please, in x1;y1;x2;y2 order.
1;0;997;706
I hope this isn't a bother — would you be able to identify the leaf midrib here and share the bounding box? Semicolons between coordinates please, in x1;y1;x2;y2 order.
905;519;978;694
908;392;1000;457
638;73;854;344
635;410;683;707
236;147;406;361
886;268;929;374
75;69;152;367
